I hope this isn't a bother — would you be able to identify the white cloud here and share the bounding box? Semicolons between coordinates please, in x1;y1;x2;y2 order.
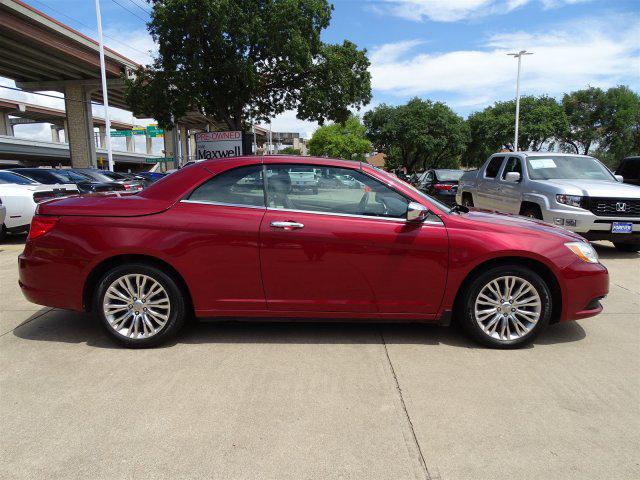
377;0;591;23
101;27;157;66
370;16;640;112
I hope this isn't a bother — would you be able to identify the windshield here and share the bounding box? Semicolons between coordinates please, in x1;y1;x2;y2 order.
74;170;113;182
0;171;36;185
435;170;464;181
55;170;91;182
526;156;615;181
369;165;452;213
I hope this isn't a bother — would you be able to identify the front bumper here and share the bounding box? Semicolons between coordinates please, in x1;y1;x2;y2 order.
559;260;609;322
542;207;640;244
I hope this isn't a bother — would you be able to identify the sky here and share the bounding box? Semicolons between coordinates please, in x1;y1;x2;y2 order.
1;0;639;142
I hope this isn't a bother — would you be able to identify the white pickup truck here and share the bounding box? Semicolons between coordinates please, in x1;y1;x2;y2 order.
456;151;640;252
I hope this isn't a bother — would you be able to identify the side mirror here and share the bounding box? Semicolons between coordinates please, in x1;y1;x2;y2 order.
406;202;429;222
505;172;521;183
614;174;624;182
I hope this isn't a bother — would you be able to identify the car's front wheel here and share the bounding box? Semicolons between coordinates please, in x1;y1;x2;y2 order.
459;265;552;348
95;263;187;348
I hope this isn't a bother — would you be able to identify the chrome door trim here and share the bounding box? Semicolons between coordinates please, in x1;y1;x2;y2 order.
180;199;266;210
266;207;444;225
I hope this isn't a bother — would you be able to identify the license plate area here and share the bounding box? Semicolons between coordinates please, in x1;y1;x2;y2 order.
611;222;633;233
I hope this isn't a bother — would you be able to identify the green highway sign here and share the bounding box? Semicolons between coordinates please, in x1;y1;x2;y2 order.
132;128;146;135
145;157;174;163
146;125;164;137
110;130;132;137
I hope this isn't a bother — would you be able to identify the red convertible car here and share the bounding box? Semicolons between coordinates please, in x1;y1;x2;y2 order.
19;156;608;348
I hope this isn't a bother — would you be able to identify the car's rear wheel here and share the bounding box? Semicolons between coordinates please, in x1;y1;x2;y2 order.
459;265;552;348
0;224;6;242
95;263;186;348
613;242;639;253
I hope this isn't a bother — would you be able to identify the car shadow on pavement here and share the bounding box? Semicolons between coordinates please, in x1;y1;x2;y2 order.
0;233;27;248
12;307;586;350
592;241;639;260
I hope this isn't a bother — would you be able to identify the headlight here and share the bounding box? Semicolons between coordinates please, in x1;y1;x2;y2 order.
565;242;599;263
556;194;583;207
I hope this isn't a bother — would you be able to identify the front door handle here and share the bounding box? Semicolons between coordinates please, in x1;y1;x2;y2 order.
270;221;304;230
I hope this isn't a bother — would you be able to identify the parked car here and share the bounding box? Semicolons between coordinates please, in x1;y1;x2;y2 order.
0;170;78;240
456;152;640;252
616;156;639;186
286;166;319;194
417;169;465;206
135;171;166;184
72;169;143;192
20;156;608;349
11;168;125;194
0;200;5;239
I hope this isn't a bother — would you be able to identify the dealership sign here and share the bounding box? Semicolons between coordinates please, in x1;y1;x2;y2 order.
195;131;243;159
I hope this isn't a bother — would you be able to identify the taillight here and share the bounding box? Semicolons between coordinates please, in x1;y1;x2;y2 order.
433;183;453;191
28;215;59;240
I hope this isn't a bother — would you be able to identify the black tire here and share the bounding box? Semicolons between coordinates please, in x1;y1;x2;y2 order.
0;224;6;242
613;242;640;253
94;263;187;348
458;265;552;349
520;204;543;220
461;193;474;207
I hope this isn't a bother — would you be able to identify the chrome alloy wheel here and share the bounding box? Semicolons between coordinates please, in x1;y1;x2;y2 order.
474;275;542;341
102;274;171;339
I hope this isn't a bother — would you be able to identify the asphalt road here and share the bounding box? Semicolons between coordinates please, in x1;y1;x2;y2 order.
0;236;638;480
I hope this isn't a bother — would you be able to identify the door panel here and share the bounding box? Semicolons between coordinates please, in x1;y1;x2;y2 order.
260;210;449;314
497;156;523;213
169;202;267;312
477;156;505;210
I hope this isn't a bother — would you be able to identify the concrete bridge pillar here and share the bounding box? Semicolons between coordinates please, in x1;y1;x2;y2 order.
50;125;62;143
98;125;106;148
179;125;188;163
0;111;14;136
146;135;153;154
64;84;96;167
126;134;134;152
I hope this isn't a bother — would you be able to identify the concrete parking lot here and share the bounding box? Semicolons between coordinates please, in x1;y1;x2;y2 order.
0;236;638;480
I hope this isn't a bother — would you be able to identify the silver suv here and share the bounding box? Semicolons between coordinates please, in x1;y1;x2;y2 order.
456;152;640;252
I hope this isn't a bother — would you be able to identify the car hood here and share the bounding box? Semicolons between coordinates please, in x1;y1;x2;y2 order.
37;194;174;217
533;179;640;197
459;209;585;242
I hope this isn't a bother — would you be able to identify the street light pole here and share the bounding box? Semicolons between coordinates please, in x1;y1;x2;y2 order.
95;0;114;171
507;50;533;152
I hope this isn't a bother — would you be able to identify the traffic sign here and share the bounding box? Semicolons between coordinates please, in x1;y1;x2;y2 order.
145;157;174;163
110;130;131;137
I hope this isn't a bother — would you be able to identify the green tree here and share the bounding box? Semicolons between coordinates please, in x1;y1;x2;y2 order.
599;86;640;163
466;95;568;166
364;98;468;172
279;146;302;155
125;0;371;131
562;87;605;155
307;115;372;160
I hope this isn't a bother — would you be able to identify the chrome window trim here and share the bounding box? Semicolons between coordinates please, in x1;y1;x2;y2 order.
181;199;266;210
266;207;444;225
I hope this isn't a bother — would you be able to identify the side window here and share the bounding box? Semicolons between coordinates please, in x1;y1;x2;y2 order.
501;157;522;180
188;165;264;207
266;165;409;219
425;172;433;182
484;156;504;178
